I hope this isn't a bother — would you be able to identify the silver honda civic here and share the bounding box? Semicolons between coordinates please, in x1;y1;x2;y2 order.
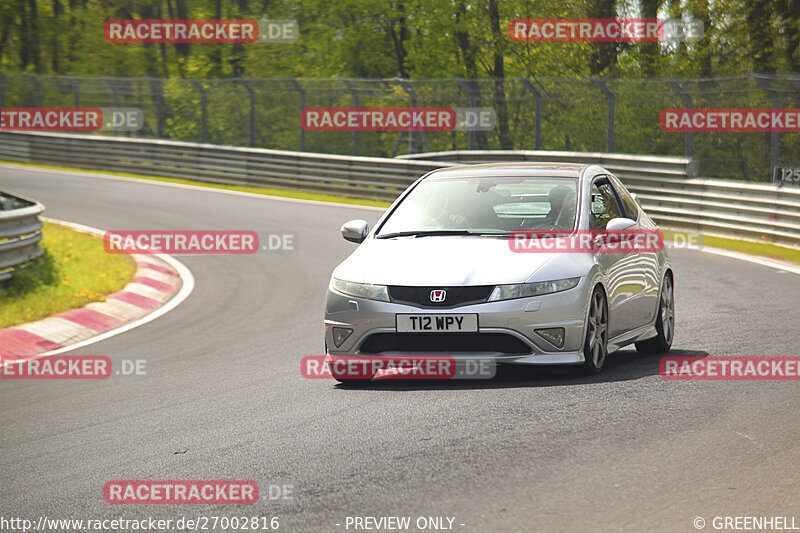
324;163;674;379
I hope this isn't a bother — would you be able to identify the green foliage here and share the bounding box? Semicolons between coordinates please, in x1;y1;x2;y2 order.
0;1;797;180
2;0;797;79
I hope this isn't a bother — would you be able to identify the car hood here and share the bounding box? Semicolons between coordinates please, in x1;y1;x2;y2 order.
332;236;560;286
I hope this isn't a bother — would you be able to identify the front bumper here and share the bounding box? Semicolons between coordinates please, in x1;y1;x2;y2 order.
324;278;592;365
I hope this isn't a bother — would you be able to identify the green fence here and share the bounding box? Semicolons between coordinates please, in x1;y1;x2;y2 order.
1;73;798;180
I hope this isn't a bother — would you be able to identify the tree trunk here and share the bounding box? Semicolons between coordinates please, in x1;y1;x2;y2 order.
487;0;513;149
638;0;662;76
174;0;190;59
588;0;619;75
453;0;489;149
687;0;713;76
51;0;62;72
389;3;409;78
231;0;248;77
778;0;799;71
745;0;775;73
209;0;223;76
20;0;41;72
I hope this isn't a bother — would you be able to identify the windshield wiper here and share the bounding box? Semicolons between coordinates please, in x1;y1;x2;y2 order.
376;229;508;239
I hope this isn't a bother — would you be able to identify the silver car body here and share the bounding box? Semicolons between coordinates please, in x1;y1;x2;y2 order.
324;163;673;366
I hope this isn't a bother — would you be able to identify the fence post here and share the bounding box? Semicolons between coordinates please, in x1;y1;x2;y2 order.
289;78;306;152
397;79;429;154
148;79;164;138
23;74;43;106
754;75;781;173
62;75;80;107
235;79;256;147
592;78;615;153
189;80;208;144
521;77;543;150
341;78;360;156
667;80;694;158
456;78;479;150
104;77;122;136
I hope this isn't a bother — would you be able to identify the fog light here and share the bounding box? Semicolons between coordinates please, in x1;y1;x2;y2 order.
332;327;353;348
535;327;565;348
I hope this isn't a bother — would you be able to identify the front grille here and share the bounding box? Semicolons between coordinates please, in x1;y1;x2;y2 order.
388;285;494;308
359;333;531;355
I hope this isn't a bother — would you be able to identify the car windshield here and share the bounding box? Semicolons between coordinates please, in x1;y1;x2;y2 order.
376;176;579;237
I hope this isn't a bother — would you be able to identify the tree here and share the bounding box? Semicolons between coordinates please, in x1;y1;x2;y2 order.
19;0;42;71
638;0;663;76
486;0;512;149
746;0;776;72
587;0;619;75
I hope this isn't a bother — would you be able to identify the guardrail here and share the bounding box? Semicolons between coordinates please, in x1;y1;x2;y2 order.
0;192;45;281
4;73;799;180
396;149;697;179
0;131;454;202
0;132;798;249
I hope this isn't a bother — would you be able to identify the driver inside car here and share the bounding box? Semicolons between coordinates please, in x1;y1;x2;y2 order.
522;184;575;230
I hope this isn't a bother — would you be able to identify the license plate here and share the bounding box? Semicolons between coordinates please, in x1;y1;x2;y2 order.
396;314;478;333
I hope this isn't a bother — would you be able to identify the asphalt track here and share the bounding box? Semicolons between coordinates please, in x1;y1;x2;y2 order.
1;164;799;533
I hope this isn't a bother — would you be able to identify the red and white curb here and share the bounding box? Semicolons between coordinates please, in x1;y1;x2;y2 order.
0;219;194;365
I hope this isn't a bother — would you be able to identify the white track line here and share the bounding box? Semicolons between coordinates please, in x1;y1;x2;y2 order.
692;244;800;276
34;218;195;356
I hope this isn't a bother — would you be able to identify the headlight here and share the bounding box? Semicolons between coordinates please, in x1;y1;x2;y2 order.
331;278;390;302
488;277;580;302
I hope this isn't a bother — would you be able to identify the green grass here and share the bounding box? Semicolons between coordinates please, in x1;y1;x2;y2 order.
1;159;798;267
0;159;393;209
0;222;136;329
661;229;800;265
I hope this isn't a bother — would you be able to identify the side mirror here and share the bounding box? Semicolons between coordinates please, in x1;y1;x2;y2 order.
605;217;637;231
341;219;369;243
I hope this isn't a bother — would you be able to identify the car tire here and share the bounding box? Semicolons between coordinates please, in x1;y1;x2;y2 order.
635;274;674;355
575;286;609;375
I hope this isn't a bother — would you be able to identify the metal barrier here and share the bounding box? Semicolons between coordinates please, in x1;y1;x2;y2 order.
2;73;799;180
0;191;45;281
0;131;798;249
0;131;453;202
397;149;697;179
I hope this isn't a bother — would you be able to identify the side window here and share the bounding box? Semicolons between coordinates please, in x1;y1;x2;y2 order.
610;176;640;220
589;180;624;230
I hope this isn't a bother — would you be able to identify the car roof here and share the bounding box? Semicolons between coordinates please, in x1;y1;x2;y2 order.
425;162;592;180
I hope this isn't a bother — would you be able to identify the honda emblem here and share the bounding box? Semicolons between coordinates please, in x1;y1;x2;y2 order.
430;289;446;302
